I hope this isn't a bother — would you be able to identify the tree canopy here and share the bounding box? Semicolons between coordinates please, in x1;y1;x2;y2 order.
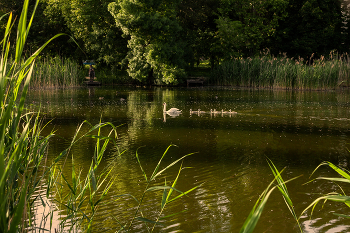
1;0;349;84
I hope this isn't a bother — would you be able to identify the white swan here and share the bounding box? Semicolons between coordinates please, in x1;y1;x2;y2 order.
163;102;181;117
229;109;237;114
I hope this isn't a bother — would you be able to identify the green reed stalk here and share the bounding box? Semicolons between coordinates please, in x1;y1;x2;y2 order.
30;56;84;88
239;159;302;233
300;161;350;220
0;2;114;232
211;52;350;89
0;0;64;231
109;145;200;232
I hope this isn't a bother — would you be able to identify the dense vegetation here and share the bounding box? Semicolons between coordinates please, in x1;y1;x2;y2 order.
1;0;350;86
211;52;350;89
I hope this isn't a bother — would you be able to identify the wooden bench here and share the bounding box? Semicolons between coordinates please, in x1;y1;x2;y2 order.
84;77;101;86
85;76;97;81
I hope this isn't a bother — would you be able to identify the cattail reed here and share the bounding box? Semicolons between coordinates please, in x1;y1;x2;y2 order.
30;56;85;88
210;51;350;90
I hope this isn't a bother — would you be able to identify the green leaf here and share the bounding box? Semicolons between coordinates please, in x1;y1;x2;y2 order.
239;186;276;233
161;179;168;209
136;146;148;182
136;217;165;225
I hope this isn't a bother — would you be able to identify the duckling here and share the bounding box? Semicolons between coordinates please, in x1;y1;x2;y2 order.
198;109;206;114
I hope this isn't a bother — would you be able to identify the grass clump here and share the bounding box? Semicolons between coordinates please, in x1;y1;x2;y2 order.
30;56;85;88
241;157;350;233
211;52;350;90
239;158;303;233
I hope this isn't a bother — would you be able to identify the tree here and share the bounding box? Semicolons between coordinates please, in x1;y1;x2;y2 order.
108;0;186;84
271;0;345;58
177;0;220;68
215;0;288;58
52;0;128;66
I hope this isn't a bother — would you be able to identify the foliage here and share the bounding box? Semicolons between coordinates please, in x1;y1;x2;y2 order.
30;56;85;88
56;0;128;66
1;0;349;85
239;159;302;233
110;145;200;232
301;161;350;220
108;0;186;84
0;0;64;231
210;52;350;89
271;0;346;58
177;0;220;69
216;0;289;58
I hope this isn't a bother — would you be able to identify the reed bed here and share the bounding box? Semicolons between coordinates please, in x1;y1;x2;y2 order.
210;53;350;90
30;56;85;88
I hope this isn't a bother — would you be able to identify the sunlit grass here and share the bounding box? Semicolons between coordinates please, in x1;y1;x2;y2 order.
210;52;350;90
300;161;350;219
30;56;85;88
240;159;303;233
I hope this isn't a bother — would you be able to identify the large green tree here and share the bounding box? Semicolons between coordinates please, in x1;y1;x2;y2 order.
108;0;186;84
271;0;346;58
51;0;128;66
215;0;288;59
177;0;220;68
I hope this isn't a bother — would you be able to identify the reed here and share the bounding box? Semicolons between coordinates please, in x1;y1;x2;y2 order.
240;159;303;233
0;0;64;231
300;161;350;219
210;52;350;90
30;56;85;88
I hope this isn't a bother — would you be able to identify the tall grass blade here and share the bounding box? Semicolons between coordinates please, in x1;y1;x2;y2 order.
151;152;197;181
136;146;148;182
239;186;276;233
267;159;303;232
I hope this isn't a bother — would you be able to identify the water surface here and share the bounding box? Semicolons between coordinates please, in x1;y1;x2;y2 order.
27;86;350;232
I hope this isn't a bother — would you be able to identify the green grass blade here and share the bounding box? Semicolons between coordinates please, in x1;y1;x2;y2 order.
310;161;350;180
316;177;350;183
161;179;167;209
150;145;174;181
333;213;350;219
239;187;276;233
146;186;183;194
136;146;148;182
150;152;197;182
300;194;350;219
136;217;164;226
159;209;188;219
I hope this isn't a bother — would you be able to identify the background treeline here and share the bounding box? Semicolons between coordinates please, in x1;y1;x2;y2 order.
1;0;350;86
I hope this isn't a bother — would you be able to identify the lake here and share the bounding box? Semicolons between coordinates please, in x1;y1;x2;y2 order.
27;86;350;232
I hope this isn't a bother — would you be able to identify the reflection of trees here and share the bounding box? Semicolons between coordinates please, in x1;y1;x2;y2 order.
26;87;350;232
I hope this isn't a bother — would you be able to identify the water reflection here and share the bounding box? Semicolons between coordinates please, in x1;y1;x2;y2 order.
26;87;350;232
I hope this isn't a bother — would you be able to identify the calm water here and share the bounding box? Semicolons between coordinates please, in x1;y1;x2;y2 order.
27;86;350;232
